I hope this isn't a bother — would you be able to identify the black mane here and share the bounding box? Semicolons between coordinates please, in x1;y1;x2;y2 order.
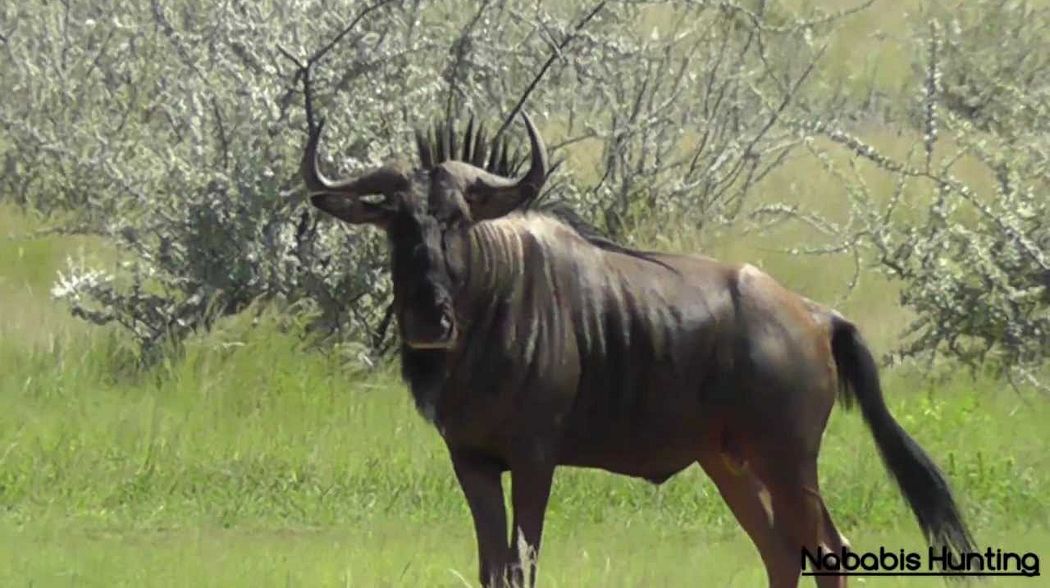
415;117;527;179
414;117;674;270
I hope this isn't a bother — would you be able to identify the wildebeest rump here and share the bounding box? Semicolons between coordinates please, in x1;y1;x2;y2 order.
300;114;975;587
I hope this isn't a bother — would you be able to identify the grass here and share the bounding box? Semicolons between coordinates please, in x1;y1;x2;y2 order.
6;319;1044;532
1;327;1047;586
7;523;1047;587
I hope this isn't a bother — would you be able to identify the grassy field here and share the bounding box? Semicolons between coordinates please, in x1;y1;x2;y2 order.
2;189;1049;588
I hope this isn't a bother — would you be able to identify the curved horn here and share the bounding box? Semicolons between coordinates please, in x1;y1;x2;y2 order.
302;119;354;194
466;112;549;219
301;119;407;196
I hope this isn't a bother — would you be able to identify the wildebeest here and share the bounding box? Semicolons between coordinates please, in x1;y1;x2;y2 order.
300;113;974;587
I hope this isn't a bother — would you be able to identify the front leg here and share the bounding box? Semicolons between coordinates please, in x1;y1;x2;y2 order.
509;461;556;588
451;449;511;587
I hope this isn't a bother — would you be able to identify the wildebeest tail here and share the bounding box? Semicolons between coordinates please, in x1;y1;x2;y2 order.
830;316;976;558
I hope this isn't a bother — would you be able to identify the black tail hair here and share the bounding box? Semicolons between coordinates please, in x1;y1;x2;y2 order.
831;317;976;559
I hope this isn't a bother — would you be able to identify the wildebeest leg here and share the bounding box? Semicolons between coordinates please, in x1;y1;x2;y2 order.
451;449;511;587
751;452;842;588
820;499;850;554
697;451;786;587
508;462;555;587
809;478;849;588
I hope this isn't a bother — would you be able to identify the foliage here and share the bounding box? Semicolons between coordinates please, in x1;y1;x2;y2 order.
926;0;1050;138
1;0;828;358
2;0;413;358
521;2;822;238
4;0;1045;381
789;14;1050;387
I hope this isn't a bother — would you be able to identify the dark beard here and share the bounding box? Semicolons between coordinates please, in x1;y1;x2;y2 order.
400;345;448;423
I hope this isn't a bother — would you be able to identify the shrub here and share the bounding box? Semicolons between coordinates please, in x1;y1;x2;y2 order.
791;17;1049;388
4;0;828;359
928;0;1050;138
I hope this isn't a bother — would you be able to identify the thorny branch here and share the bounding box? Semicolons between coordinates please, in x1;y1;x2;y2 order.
495;0;609;138
278;0;398;131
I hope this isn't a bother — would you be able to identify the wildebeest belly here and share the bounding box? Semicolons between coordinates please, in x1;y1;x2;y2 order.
555;379;722;483
552;302;736;481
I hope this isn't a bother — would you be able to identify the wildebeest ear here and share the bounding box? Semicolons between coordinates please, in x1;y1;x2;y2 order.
310;193;395;227
301;120;408;227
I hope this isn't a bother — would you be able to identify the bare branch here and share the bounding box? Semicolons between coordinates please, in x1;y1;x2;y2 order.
305;0;398;68
279;0;398;131
495;0;609;138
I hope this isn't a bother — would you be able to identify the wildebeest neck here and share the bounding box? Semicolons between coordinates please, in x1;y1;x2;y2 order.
454;212;700;398
410;211;740;435
461;214;584;302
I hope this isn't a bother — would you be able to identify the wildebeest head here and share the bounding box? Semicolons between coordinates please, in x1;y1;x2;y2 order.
301;114;548;349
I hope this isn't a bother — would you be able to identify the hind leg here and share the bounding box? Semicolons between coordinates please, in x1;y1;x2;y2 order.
819;497;850;554
701;421;849;587
698;451;799;587
748;449;848;588
813;491;850;588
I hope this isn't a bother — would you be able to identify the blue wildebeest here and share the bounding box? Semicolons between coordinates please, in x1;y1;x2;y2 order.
300;114;974;587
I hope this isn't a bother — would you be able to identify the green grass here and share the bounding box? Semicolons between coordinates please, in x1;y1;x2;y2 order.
6;523;1046;587
1;326;1047;586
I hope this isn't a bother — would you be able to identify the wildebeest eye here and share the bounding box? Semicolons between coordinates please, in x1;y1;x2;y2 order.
359;193;388;205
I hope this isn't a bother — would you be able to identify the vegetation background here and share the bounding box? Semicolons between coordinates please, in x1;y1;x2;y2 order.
1;0;1047;585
